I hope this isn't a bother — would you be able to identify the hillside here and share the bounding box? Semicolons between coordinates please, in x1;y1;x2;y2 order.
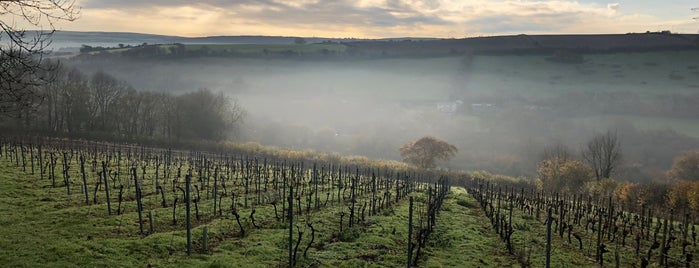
47;31;699;55
45;31;431;51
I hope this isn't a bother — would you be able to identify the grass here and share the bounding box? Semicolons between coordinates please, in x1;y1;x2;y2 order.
0;154;440;267
469;50;699;96
424;187;520;267
0;154;520;267
3;148;692;267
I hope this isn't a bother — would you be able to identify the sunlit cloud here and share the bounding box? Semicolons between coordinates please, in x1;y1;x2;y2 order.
38;0;697;37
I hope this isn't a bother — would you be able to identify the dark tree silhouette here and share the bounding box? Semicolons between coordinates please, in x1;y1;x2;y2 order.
1;0;79;115
400;136;457;169
582;131;622;181
173;88;246;140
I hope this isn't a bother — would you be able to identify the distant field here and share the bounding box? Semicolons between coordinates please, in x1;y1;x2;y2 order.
468;50;699;96
80;43;348;58
80;44;699;98
86;47;131;55
185;44;346;53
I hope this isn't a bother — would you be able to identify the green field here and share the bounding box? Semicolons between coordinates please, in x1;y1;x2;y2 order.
0;155;515;267
3;141;687;268
468;50;699;96
83;43;348;58
0;142;616;267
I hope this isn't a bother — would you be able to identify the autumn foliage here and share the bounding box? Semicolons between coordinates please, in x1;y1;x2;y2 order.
400;136;457;169
536;157;593;194
663;150;699;212
667;149;699;182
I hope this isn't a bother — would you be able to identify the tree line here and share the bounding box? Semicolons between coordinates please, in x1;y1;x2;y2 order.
533;133;699;217
1;62;245;142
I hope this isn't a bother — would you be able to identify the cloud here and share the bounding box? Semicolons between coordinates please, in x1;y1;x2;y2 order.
456;1;671;35
607;3;620;12
66;0;458;37
78;0;446;26
60;0;687;37
466;13;579;34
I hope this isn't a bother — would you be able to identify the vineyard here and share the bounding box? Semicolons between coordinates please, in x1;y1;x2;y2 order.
0;138;697;267
468;179;699;267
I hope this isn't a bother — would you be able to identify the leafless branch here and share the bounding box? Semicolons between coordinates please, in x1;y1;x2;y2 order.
1;0;79;116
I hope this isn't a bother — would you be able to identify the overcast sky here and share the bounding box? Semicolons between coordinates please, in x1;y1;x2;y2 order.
39;0;699;37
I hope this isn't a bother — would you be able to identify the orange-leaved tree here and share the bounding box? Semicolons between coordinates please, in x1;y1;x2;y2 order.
536;157;593;194
667;150;699;182
400;136;457;169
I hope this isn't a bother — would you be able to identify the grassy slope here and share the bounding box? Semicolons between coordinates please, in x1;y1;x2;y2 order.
424;187;520;267
0;157;521;268
3;153;665;267
469;50;699;96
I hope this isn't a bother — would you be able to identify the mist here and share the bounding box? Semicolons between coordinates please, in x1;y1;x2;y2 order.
64;50;699;181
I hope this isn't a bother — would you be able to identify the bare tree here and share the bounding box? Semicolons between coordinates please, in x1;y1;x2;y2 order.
400;136;457;169
541;142;572;162
114;87;142;138
582;131;622;181
90;71;125;130
113;86;164;139
160;93;176;139
1;0;79;115
37;60;66;131
60;67;91;133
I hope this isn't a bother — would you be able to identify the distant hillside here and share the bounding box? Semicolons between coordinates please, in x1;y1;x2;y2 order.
46;31;179;50
47;30;699;57
45;31;437;51
343;33;699;57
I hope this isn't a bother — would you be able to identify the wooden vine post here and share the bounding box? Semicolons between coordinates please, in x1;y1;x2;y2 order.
133;168;144;235
546;206;552;268
288;172;294;268
80;155;89;205
408;196;414;268
102;161;112;215
186;174;192;256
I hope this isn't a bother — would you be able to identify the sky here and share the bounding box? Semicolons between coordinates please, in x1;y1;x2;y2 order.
9;0;699;38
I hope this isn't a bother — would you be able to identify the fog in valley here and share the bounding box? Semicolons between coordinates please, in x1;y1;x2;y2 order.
63;50;699;182
9;0;699;266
